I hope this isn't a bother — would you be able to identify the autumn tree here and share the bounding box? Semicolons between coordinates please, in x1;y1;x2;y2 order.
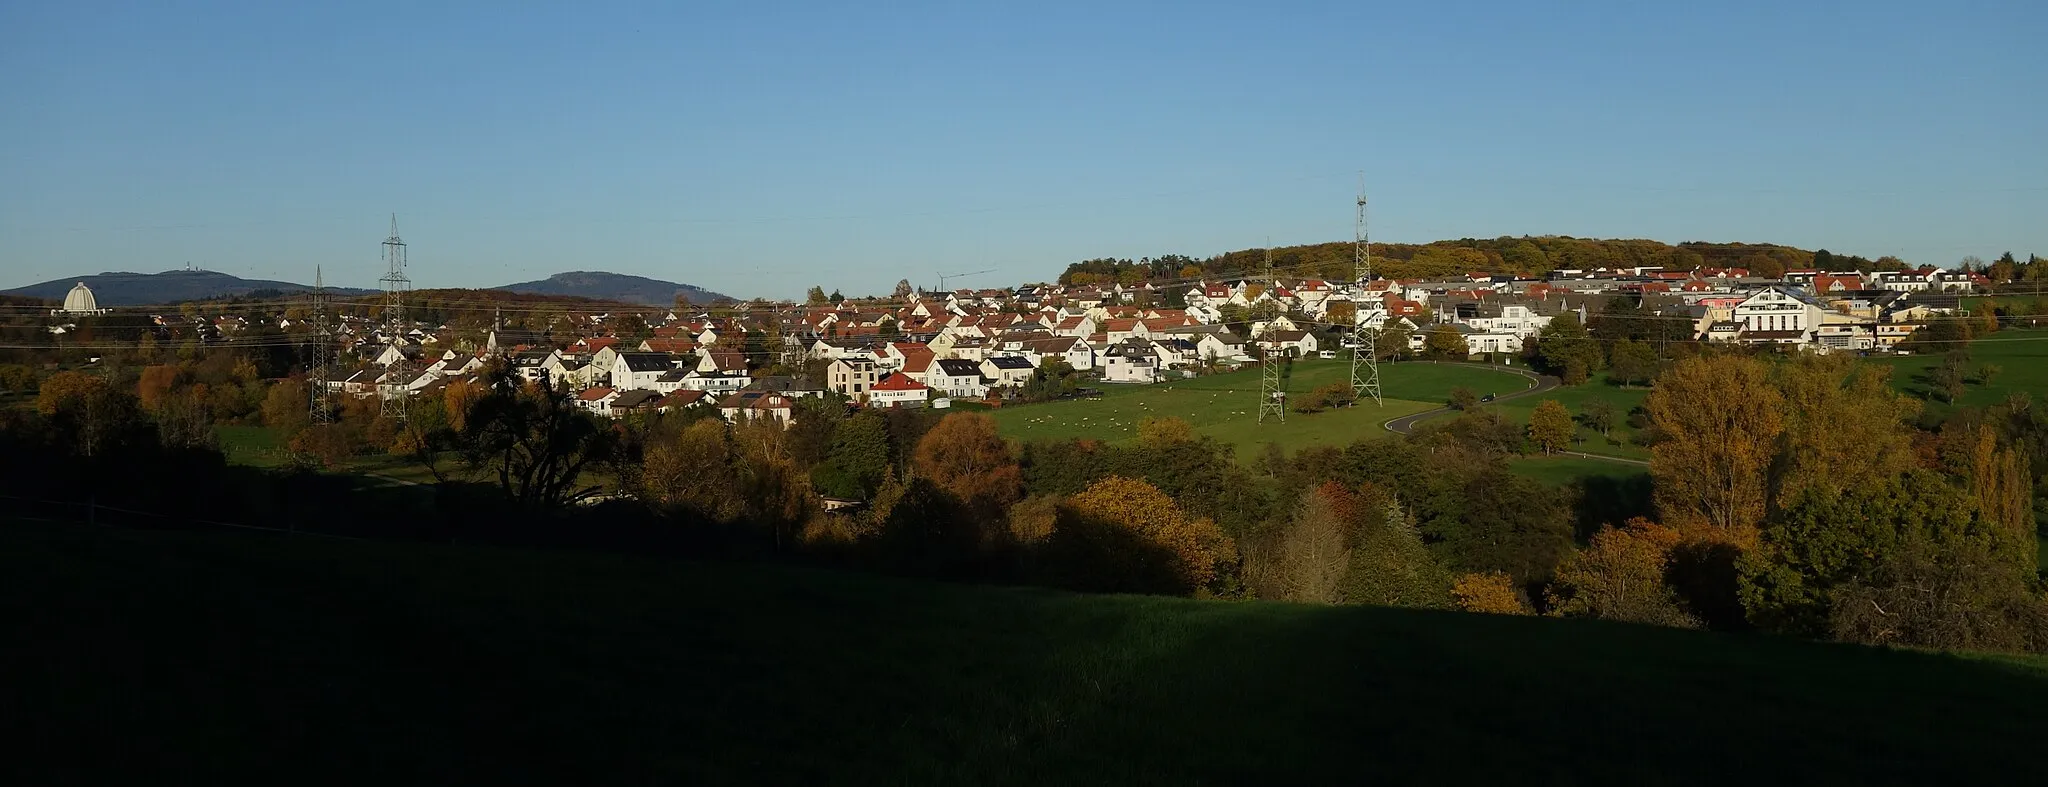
1581;398;1615;437
1451;572;1529;615
1528;399;1574;454
1263;486;1352;603
1344;494;1452;608
1536;311;1599;385
1548;519;1695;627
1136;415;1197;446
1607;339;1657;388
458;370;618;509
1045;476;1234;596
1448;386;1479;411
805;286;829;305
1742;470;2044;649
1647;355;1784;538
1422;325;1469;360
911;412;1022;518
261;377;311;436
639;419;740;521
136;364;184;412
36;371;141;458
1769;356;1919;508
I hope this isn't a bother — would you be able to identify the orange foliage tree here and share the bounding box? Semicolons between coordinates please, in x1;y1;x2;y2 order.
1647;354;1783;540
1547;518;1695;627
911;412;1022;517
1049;476;1235;596
1451;572;1529;615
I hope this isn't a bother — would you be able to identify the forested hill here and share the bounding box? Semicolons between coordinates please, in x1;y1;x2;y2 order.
1059;237;1911;285
494;271;732;307
2;269;375;306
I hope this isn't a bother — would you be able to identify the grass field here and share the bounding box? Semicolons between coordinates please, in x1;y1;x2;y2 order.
214;424;289;468
1508;454;1650;486
1423;377;1653;461
1863;327;2048;414
990;360;1530;456
7;524;2048;785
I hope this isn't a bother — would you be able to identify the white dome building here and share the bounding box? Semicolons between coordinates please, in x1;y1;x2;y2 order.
58;282;107;316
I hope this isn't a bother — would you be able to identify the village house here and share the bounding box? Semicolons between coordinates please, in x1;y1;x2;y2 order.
612;352;679;391
928;358;989;399
1733;287;1825;345
979;356;1035;389
576;386;618;417
868;372;930;408
717;391;798;427
685;351;753;393
828;357;878;399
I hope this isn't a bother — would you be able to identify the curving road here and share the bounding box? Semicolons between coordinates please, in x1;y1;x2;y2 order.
1379;362;1649;467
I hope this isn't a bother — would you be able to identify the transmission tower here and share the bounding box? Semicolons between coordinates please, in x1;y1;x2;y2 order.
308;265;334;425
1350;184;1382;406
1257;246;1287;423
379;214;411;421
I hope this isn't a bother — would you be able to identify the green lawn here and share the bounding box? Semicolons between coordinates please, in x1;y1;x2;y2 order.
214;424;289;468
7;524;2048;785
1863;327;2048;414
1428;378;1654;461
992;360;1530;456
1509;454;1650;486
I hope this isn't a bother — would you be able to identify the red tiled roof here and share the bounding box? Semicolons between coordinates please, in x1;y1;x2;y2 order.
577;386;616;401
872;373;928;391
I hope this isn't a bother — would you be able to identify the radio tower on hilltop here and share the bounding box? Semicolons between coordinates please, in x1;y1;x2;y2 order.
308;265;334;425
1351;183;1382;406
379;215;411;421
1257;245;1287;423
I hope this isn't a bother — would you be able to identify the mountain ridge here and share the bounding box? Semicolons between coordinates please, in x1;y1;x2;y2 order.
1;269;376;306
492;271;732;307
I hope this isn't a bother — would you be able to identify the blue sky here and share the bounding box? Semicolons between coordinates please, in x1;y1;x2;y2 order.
3;1;2042;298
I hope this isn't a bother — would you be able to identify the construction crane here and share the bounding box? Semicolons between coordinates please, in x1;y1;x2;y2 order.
937;269;996;295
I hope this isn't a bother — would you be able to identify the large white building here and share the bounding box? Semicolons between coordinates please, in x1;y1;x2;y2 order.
56;282;108;316
1733;287;1825;344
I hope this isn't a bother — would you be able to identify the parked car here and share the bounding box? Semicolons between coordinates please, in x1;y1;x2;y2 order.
1317;350;1337;359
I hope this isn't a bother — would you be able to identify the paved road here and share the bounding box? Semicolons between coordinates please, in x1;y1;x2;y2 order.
1378;363;1652;468
1380;362;1557;435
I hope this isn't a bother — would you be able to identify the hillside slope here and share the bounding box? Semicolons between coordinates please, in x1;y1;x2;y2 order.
494;271;731;306
5;526;2046;785
1;269;374;306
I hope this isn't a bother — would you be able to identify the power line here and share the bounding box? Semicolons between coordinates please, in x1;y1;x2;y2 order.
379;215;411;422
1351;180;1381;407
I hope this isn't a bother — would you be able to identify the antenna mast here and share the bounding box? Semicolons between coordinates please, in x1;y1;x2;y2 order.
379;214;411;421
308;265;334;425
1351;180;1382;406
1257;245;1286;423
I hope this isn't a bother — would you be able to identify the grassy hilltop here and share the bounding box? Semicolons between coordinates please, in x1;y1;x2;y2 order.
7;524;2048;786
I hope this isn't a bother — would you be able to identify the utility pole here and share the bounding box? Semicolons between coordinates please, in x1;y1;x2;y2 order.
1351;182;1382;406
308;265;334;425
379;214;411;421
1257;246;1286;423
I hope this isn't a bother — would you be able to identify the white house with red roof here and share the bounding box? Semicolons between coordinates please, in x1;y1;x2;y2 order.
575;386;619;417
869;372;930;408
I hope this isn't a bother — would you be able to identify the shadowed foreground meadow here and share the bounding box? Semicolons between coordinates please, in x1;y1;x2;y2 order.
6;525;2048;785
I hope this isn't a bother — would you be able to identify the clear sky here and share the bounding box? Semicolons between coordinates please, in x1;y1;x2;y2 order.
3;1;2043;298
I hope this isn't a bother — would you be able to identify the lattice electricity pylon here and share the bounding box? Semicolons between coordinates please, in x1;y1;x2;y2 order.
1257;246;1287;423
308;265;334;425
1350;186;1382;406
378;214;411;421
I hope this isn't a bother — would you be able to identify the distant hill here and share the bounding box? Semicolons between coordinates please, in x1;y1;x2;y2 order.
1;269;374;307
494;271;731;307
